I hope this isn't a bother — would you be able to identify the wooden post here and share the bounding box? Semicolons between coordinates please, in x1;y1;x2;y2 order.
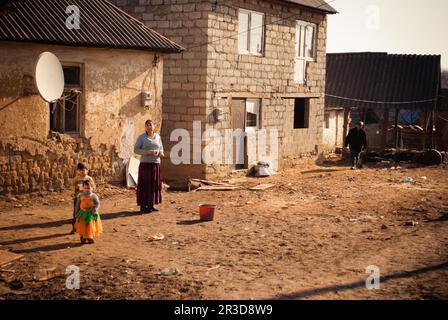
381;107;389;149
394;108;400;149
342;107;350;143
335;110;340;147
429;107;435;149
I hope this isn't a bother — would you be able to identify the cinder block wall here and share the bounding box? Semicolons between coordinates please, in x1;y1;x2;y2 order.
113;0;328;184
206;0;327;169
113;0;211;187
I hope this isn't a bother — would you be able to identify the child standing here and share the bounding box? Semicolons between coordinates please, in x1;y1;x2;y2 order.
71;163;96;234
74;180;102;244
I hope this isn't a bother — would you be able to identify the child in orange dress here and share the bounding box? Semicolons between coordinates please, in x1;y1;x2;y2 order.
74;180;102;244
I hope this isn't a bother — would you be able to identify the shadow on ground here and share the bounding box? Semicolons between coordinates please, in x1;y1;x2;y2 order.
0;211;141;232
271;262;448;300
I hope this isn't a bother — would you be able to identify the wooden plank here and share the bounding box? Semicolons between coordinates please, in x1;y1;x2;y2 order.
196;186;240;191
191;179;228;186
0;250;23;267
249;183;276;191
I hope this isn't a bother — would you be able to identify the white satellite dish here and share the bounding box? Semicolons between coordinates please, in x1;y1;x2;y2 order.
35;52;64;103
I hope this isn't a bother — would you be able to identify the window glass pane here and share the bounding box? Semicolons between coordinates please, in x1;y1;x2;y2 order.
63;66;80;86
297;24;304;58
246;112;257;127
250;13;263;54
238;11;249;52
304;25;315;58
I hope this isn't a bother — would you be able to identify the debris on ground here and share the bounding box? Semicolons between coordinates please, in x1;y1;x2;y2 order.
160;268;180;276
147;233;165;242
249;184;276;191
206;265;221;275
363;149;444;166
404;221;419;227
7;279;24;290
246;161;274;177
403;177;414;183
188;178;239;192
196;185;240;191
0;251;24;267
33;267;63;281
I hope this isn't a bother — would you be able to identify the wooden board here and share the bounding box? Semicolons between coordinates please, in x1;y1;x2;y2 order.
249;183;276;191
0;250;23;267
196;186;240;191
191;179;228;186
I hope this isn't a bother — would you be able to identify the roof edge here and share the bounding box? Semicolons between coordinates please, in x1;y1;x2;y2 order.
104;0;185;53
279;0;338;14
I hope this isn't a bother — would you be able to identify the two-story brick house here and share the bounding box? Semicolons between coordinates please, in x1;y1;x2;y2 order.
113;0;337;187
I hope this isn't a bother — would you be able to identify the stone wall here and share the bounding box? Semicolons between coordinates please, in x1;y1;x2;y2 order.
112;0;329;185
0;42;164;195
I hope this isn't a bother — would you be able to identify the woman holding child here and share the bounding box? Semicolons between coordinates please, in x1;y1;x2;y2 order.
134;120;164;214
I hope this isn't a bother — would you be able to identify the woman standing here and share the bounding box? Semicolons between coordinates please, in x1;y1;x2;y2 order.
134;120;165;213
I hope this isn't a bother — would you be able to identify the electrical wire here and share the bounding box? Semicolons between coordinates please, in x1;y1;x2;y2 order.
325;94;437;105
187;0;338;51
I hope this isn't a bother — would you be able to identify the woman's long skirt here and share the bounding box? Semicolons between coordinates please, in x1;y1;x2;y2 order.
137;163;162;207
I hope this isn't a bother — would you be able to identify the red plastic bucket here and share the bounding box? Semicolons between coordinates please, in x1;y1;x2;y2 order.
199;204;217;221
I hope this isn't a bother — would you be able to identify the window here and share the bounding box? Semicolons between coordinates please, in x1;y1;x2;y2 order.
245;99;261;131
238;9;264;55
294;21;316;84
49;65;82;133
324;113;330;129
296;21;316;60
293;98;309;129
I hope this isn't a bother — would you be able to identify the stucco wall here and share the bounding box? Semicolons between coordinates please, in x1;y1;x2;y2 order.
0;42;163;194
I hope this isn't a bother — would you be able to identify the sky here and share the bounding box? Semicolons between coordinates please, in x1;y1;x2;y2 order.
327;0;448;69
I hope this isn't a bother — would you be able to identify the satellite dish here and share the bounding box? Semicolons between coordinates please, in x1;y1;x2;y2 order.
35;52;64;103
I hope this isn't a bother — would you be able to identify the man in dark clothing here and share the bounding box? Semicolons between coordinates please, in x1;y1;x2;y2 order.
345;121;368;169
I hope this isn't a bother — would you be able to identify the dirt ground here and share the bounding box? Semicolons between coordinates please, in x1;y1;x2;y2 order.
0;157;448;300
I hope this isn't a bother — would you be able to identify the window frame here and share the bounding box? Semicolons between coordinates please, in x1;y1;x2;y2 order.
238;9;265;56
49;63;83;135
296;20;317;61
293;98;310;129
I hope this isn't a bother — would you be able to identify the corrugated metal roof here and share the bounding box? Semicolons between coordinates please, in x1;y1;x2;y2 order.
326;52;441;110
282;0;338;14
0;0;184;53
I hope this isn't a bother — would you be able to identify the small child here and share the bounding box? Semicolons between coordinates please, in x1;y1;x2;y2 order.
74;180;102;244
71;163;96;234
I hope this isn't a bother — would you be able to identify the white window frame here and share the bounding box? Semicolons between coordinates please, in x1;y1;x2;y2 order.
294;21;316;84
296;20;317;61
238;9;265;56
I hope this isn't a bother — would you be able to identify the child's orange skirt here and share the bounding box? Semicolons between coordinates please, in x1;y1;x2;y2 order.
75;210;103;239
